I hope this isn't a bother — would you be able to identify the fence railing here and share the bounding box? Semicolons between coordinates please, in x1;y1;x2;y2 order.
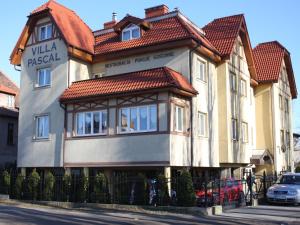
0;170;278;208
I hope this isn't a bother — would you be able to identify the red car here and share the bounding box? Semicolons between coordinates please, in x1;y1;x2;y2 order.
195;178;245;206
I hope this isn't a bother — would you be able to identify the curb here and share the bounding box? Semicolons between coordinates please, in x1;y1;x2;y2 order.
0;199;210;216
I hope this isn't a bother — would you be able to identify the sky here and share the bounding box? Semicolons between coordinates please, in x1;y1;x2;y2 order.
0;0;299;133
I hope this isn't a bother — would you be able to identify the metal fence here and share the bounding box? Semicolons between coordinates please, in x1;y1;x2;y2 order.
0;170;278;208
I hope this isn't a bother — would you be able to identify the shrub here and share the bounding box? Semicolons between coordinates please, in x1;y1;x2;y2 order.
78;173;89;203
27;169;40;200
14;173;24;199
92;172;109;203
43;171;55;201
2;170;11;194
176;169;196;207
157;174;170;206
295;166;300;173
62;173;71;202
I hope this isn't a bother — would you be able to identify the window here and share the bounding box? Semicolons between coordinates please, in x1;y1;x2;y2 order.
7;123;14;145
35;115;49;139
175;106;184;132
241;122;248;143
286;131;290;150
198;112;207;137
279;94;283;109
240;79;247;96
39;24;52;41
76;111;107;136
119;105;157;133
7;95;14;108
37;68;51;87
230;73;237;92
280;130;285;148
232;119;238;140
122;24;140;41
284;98;289;113
196;60;206;82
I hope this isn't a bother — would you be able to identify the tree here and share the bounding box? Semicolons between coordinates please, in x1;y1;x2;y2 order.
27;169;40;200
62;173;71;202
43;171;55;201
14;173;24;199
93;172;109;203
176;169;196;207
78;173;89;203
1;170;11;194
157;174;170;206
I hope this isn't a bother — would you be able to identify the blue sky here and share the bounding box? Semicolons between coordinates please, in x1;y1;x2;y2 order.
0;0;299;133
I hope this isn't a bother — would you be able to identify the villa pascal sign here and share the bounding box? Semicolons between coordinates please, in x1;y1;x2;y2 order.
27;42;61;67
105;52;175;69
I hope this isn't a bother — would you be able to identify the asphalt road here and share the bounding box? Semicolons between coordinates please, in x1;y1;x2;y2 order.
0;203;299;225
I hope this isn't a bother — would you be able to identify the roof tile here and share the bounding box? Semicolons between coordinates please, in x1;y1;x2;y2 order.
60;67;197;102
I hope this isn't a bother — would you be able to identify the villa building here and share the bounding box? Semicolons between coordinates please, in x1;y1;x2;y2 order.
10;1;297;181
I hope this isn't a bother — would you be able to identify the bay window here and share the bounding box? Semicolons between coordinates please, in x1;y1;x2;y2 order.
119;105;157;133
76;110;107;136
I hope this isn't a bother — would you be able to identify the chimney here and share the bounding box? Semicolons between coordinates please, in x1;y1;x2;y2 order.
145;5;169;18
104;12;117;29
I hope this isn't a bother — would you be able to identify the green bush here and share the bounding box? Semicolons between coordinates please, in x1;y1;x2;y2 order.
295;166;300;173
14;173;24;199
2;170;11;194
78;173;89;202
176;169;196;207
93;172;109;203
62;173;71;202
157;174;170;206
27;169;40;200
43;171;55;201
133;173;148;205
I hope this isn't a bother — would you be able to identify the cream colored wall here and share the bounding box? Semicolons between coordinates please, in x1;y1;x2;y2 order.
191;53;219;167
218;37;253;165
0;93;14;107
69;58;91;85
92;48;190;79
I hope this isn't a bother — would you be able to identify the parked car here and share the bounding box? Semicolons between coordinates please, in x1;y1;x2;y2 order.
267;173;300;204
195;178;244;206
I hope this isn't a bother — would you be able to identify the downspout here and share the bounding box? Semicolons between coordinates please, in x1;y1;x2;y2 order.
189;43;201;170
270;85;277;174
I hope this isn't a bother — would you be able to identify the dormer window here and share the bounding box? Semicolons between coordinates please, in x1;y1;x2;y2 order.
122;24;140;41
39;24;53;41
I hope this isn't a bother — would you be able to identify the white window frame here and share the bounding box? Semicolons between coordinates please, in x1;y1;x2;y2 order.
35;115;49;139
196;59;207;82
232;118;238;141
75;110;108;136
7;95;14;108
118;105;157;134
198;112;207;137
37;67;51;87
175;106;184;132
230;72;237;92
39;24;53;41
241;122;248;143
240;79;247;97
122;24;140;41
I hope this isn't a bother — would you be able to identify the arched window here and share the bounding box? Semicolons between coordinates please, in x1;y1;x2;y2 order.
122;24;140;41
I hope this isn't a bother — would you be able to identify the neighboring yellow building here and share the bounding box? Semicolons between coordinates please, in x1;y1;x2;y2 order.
253;41;297;175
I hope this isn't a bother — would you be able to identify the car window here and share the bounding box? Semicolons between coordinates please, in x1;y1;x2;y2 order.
277;175;300;185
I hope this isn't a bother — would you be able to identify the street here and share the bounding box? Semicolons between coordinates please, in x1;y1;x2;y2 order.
0;203;299;225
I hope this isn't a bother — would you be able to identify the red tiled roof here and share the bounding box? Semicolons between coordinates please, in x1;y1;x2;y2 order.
30;0;94;54
0;71;19;106
94;15;219;56
0;85;17;95
203;14;244;57
253;41;297;98
60;67;197;102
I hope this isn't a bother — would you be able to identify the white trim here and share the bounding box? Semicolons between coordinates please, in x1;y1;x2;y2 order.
39;24;52;41
175;105;184;132
122;24;140;41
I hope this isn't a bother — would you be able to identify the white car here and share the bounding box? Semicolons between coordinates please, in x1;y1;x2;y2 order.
267;173;300;204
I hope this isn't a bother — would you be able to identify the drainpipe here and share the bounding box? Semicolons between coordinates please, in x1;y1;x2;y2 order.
189;43;201;171
270;85;277;174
